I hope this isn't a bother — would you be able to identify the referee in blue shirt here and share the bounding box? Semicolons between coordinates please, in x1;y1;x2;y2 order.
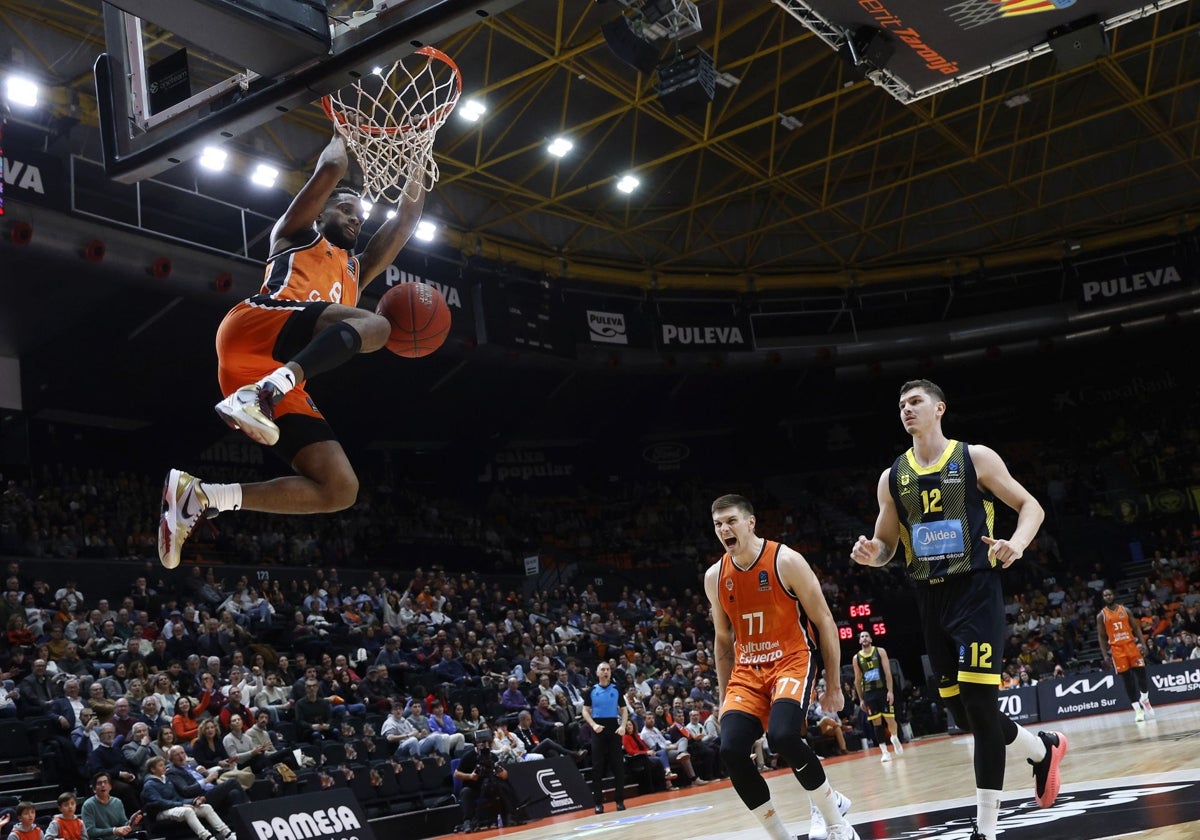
582;662;628;813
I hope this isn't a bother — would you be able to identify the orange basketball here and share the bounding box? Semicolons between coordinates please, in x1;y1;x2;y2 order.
376;282;451;358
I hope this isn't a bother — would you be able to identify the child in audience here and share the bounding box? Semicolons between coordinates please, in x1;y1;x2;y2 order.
45;793;86;840
8;802;40;840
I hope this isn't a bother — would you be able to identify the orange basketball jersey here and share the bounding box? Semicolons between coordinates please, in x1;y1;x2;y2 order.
719;541;817;670
259;229;360;307
1102;604;1137;647
718;541;819;725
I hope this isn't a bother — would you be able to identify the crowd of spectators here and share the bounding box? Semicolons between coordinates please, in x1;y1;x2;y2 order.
0;372;1197;832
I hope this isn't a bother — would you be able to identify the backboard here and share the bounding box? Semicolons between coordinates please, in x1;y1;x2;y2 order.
771;0;1191;103
94;0;523;182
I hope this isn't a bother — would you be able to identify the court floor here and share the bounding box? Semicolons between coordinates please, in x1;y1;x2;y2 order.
441;699;1200;840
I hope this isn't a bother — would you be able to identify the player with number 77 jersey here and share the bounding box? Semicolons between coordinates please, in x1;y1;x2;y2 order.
704;493;859;840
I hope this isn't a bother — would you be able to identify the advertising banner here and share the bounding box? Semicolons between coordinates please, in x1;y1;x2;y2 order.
505;756;593;818
1076;256;1193;309
1147;659;1200;705
996;684;1039;725
575;303;654;350
654;304;754;352
795;1;1146;99
1037;671;1125;722
2;125;69;213
228;789;375;840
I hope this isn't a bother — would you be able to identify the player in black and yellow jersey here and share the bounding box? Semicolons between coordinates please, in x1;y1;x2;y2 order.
850;380;1067;840
852;631;903;763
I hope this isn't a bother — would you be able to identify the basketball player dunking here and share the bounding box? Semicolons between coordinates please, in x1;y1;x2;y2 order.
851;379;1067;840
158;134;425;569
1097;588;1155;722
704;494;859;840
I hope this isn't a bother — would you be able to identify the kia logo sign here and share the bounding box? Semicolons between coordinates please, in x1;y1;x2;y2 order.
1055;675;1114;696
643;442;689;468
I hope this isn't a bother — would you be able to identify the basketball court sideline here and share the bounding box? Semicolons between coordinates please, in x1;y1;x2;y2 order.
446;700;1200;840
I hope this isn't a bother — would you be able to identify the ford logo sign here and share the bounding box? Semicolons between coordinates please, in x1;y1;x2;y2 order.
643;442;690;466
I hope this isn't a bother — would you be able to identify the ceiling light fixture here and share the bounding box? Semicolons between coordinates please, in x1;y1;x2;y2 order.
547;137;573;158
616;174;640;194
250;163;279;188
5;75;39;108
198;146;228;171
460;98;487;122
415;220;437;242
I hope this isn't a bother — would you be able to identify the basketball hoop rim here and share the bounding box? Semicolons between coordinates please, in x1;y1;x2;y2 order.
322;45;462;136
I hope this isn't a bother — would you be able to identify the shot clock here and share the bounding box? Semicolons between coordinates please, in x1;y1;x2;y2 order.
837;601;888;640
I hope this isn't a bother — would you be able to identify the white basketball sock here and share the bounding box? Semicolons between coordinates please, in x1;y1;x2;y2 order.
810;781;847;827
977;788;1001;838
1009;724;1045;763
202;482;243;513
751;800;791;840
260;366;296;394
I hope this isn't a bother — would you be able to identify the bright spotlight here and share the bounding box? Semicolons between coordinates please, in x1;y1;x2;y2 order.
460;99;487;122
547;136;573;158
198;147;228;171
250;163;279;188
5;75;38;108
415;220;437;242
616;174;640;194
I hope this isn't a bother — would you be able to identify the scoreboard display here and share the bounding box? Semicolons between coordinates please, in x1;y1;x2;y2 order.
837;601;888;640
478;279;575;358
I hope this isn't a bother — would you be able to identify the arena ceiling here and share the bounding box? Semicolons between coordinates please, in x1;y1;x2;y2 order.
1;1;1199;468
3;0;1200;288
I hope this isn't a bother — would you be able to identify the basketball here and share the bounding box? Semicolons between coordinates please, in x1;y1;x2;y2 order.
376;283;451;358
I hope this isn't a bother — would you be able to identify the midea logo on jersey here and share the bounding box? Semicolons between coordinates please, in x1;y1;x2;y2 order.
660;323;746;346
2;156;46;194
1055;675;1114;697
382;266;462;308
587;310;628;344
912;520;964;556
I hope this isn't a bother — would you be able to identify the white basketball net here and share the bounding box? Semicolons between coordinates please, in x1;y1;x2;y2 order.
324;46;461;203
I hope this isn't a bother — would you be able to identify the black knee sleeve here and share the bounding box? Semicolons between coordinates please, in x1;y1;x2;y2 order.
718;711;771;810
291;321;363;380
1132;666;1149;695
767;701;827;791
959;682;1005;790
